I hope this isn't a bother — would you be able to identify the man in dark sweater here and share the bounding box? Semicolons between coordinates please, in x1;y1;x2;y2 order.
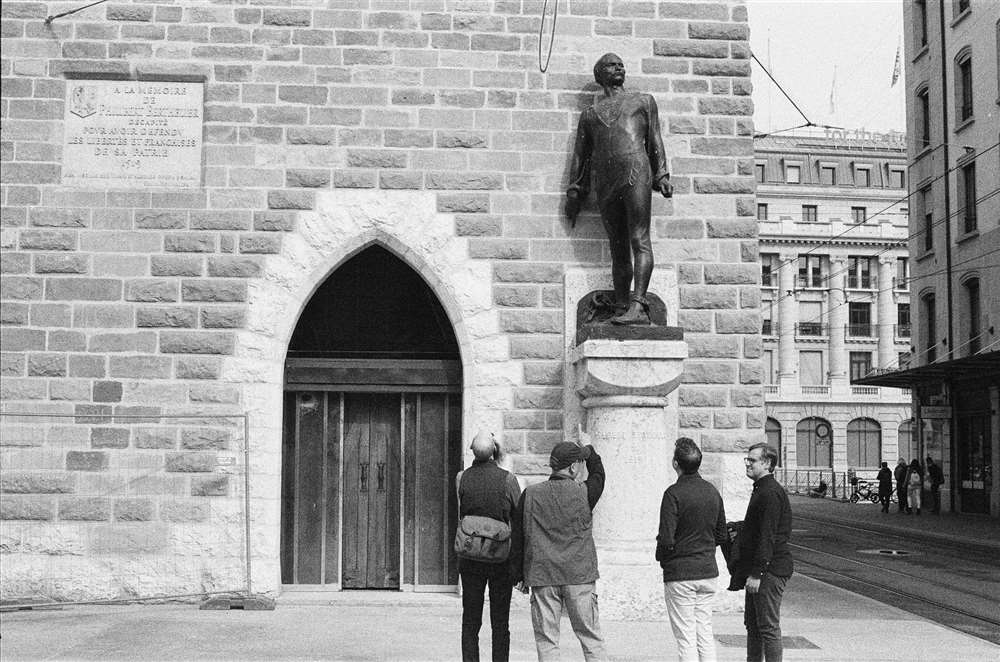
893;458;908;513
737;442;793;662
456;430;522;662
656;438;728;662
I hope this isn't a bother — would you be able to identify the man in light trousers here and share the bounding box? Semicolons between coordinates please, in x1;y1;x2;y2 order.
656;438;728;662
513;441;607;661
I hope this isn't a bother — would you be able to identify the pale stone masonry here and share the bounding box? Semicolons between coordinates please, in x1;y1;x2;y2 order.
0;0;761;600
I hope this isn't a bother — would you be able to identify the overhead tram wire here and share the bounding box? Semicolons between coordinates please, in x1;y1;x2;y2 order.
785;244;1000;338
44;0;110;23
750;52;844;138
762;184;1000;309
771;140;998;266
763;186;1000;320
760;140;1000;285
870;328;999;376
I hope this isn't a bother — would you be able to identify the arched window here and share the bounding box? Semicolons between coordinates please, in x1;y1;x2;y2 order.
796;417;832;467
898;419;917;462
765;418;782;467
847;418;881;468
954;47;973;122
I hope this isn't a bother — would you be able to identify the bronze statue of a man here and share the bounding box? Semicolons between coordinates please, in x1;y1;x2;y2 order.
567;53;673;325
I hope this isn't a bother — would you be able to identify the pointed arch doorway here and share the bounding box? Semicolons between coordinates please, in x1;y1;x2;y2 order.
281;246;462;591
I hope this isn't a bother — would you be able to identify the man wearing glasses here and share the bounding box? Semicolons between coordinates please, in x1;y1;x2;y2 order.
736;443;793;662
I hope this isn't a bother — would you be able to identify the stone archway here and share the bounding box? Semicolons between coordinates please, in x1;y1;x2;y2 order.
234;190;505;593
281;246;463;590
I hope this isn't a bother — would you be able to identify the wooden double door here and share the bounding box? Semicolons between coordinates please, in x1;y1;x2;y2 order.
281;388;460;590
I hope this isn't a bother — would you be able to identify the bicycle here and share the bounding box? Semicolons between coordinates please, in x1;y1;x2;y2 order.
849;479;879;503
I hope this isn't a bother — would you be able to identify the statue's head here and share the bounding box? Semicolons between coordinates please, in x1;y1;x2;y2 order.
593;53;625;86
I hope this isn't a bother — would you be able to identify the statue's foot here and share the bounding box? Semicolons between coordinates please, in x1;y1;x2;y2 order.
610;300;651;325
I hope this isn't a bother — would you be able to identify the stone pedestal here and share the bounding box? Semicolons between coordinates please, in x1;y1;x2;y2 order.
570;338;687;620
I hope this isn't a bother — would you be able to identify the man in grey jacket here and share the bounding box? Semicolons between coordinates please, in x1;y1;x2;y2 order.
513;442;607;661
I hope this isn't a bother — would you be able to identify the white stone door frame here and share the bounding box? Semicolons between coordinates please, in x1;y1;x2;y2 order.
234;190;505;592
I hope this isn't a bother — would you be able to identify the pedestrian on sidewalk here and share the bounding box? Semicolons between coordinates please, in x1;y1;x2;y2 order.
893;458;908;513
456;430;522;662
906;459;923;515
926;456;944;514
656;438;729;662
876;462;893;513
515;441;607;662
734;443;793;662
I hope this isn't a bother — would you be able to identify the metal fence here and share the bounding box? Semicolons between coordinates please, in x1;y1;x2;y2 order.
0;410;252;608
777;468;885;501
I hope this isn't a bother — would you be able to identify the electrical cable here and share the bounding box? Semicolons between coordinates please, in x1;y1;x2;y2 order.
44;0;109;24
778;245;1000;333
762;185;1000;315
762;140;1000;285
750;51;844;136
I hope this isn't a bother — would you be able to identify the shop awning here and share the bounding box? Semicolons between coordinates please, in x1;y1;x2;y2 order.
853;350;1000;388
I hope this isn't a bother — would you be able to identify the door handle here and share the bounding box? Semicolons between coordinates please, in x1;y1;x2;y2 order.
377;462;385;492
360;462;369;492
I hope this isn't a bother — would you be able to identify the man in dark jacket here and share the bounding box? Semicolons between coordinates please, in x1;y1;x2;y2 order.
877;461;894;513
514;441;606;661
737;443;792;662
893;458;908;513
656;438;728;662
926;456;944;515
457;430;522;662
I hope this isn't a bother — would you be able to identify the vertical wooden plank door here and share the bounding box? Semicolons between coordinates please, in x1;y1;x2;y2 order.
282;388;458;590
280;392;340;585
342;393;401;589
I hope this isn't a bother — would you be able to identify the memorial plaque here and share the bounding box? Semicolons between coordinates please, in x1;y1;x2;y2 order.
63;80;203;187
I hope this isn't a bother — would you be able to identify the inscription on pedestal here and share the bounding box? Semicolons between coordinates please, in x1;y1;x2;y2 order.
63;81;204;188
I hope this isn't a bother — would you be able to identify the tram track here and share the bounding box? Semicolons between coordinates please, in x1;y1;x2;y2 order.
790;533;1000;645
793;513;1000;561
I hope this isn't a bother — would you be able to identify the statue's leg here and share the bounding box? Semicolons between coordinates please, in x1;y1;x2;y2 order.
610;174;653;325
600;199;632;310
626;187;654;299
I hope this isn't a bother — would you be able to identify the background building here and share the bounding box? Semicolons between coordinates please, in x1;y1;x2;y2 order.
860;0;999;517
755;133;913;477
0;0;762;605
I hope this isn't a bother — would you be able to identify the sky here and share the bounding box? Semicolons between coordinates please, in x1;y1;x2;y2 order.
748;0;907;136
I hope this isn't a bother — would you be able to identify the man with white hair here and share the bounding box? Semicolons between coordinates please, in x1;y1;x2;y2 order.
456;430;522;662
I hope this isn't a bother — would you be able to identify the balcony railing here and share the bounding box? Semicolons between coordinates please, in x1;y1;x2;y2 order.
851;386;879;396
795;322;827;337
800;385;831;395
846;277;872;289
764;384;780;395
896;324;911;338
847;324;874;338
796;277;825;289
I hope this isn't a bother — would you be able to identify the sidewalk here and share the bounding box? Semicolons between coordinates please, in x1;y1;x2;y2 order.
2;573;996;661
789;493;1000;552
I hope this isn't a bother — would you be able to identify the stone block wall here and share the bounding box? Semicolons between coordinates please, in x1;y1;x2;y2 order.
1;0;761;598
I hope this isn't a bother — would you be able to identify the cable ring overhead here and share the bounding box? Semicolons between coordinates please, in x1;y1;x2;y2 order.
538;0;558;73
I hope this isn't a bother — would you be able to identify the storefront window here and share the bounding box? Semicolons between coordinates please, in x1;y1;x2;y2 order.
796;417;832;467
